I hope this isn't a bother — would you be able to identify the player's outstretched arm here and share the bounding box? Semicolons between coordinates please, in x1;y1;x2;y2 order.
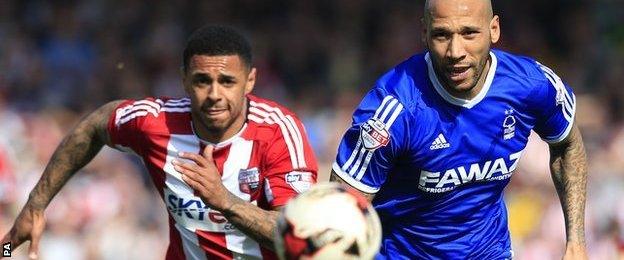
329;170;376;202
174;145;280;250
548;124;588;260
1;100;123;259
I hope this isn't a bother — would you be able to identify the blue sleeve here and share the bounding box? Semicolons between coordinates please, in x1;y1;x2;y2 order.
332;88;408;193
533;62;576;143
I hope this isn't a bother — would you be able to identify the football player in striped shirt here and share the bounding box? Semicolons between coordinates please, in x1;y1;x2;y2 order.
330;0;588;259
2;25;317;260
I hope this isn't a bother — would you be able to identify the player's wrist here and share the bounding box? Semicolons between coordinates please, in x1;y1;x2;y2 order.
214;191;239;213
24;199;47;213
563;242;587;260
565;241;586;248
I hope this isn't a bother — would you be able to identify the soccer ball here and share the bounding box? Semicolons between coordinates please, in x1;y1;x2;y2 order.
275;182;382;260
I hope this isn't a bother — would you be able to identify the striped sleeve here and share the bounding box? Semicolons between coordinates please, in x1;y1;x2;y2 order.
533;62;576;143
107;97;191;154
333;88;407;194
248;100;318;207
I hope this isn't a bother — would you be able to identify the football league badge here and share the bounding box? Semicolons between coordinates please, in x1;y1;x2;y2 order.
360;118;390;150
238;167;260;194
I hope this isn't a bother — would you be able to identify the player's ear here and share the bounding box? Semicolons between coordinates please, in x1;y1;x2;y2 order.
245;67;256;94
180;66;191;93
490;15;500;44
421;18;428;46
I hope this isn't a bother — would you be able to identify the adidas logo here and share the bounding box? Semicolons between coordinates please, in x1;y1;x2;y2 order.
430;133;450;150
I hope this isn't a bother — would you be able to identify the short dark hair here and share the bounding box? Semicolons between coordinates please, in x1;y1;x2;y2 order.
182;25;252;72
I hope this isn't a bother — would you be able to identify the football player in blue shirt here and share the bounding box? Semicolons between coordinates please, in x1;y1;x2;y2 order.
330;0;588;259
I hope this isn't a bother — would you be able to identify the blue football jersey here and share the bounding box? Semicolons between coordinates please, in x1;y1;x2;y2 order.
333;49;576;259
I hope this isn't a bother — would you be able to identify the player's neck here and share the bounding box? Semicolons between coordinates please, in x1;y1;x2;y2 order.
445;57;491;100
192;103;248;144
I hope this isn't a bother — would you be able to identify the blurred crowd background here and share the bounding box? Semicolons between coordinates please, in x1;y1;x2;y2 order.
1;0;623;259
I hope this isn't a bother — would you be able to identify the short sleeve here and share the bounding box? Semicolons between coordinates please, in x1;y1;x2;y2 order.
532;62;576;143
332;88;408;194
107;99;153;155
261;112;318;208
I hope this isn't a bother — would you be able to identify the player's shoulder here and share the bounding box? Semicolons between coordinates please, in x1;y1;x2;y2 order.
115;96;191;113
113;96;191;132
248;95;299;118
369;52;429;113
493;49;553;85
247;94;305;140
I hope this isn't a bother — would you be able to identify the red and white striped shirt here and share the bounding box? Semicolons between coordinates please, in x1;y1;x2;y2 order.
107;95;318;260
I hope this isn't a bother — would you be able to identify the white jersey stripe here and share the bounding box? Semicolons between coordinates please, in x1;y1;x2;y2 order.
355;103;403;179
248;114;264;124
563;92;574;117
285;115;306;168
373;95;394;118
249;105;299;169
341;138;362;172
133;100;161;110
251;102;304;164
341;95;400;173
119;104;159;118
164;103;191;108
221;139;263;257
115;99;192;126
166;98;191;104
251;101;306;168
350;99;404;178
386;103;403;127
162;107;192;113
165;134;225;232
348;148;368;176
355;151;374;181
267;113;299;169
263;178;274;204
379;99;398;122
118;110;154;125
332;162;380;194
175;224;207;260
537;62;575;124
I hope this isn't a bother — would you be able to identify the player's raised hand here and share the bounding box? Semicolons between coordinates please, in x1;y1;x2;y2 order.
173;145;234;211
1;206;46;259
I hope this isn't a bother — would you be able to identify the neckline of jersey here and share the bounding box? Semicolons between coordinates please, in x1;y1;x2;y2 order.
190;121;248;149
425;51;498;109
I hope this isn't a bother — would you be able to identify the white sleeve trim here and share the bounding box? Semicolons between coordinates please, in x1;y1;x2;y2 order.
332;162;380;194
542;99;576;144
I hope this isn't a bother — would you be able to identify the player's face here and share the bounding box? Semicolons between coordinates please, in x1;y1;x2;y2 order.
183;55;255;141
423;0;500;98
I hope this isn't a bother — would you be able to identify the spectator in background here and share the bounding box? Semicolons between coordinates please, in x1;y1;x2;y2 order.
0;0;623;259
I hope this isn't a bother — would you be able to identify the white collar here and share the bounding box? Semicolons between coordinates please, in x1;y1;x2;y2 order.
191;121;247;149
425;51;497;109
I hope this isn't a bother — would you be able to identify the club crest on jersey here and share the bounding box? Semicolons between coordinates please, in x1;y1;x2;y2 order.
285;171;313;193
238;167;260;194
503;109;516;140
360;118;390;150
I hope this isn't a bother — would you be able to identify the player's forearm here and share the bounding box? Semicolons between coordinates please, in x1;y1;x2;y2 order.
220;193;280;250
27;101;120;210
549;126;587;244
